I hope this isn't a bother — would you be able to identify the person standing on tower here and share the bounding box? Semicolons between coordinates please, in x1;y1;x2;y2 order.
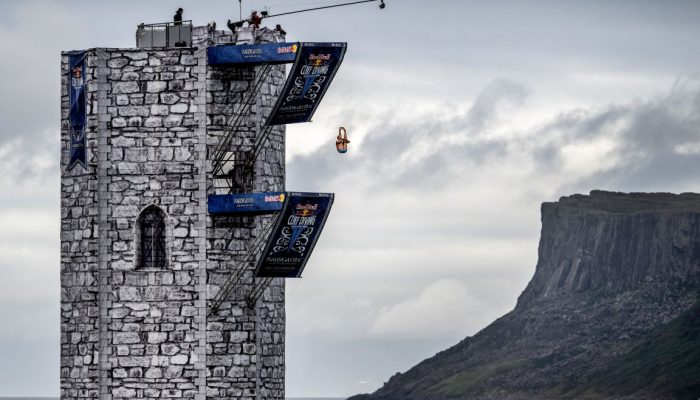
174;8;184;25
248;11;262;28
227;19;243;34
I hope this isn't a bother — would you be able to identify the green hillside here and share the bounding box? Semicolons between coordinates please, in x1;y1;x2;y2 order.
582;298;700;399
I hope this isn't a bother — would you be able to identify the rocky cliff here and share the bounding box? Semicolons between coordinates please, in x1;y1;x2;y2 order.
350;191;700;400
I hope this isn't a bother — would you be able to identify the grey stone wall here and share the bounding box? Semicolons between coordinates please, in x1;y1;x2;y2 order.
204;27;286;399
61;26;286;400
61;51;101;399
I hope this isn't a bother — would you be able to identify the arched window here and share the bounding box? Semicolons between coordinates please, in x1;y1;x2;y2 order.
137;205;167;269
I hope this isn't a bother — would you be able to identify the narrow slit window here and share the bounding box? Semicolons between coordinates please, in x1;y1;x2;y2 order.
138;206;166;269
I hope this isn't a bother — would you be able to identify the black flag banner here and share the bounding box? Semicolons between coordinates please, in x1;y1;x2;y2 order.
67;51;87;170
254;192;334;278
266;42;347;125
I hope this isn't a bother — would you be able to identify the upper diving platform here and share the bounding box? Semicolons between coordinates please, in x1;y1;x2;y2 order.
136;20;193;48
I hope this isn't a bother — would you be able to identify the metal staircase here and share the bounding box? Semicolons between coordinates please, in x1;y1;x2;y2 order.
208;63;283;315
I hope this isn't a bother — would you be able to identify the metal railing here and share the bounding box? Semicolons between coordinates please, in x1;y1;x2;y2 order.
136;20;192;48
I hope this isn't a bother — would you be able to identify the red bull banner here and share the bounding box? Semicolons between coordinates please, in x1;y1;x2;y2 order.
254;192;334;278
266;42;347;125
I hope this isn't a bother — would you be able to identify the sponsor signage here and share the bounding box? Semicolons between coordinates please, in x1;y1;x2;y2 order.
207;42;299;65
266;42;347;125
254;192;334;278
67;51;87;170
208;192;286;215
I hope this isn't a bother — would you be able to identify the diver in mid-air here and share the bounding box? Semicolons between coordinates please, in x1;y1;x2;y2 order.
336;127;350;153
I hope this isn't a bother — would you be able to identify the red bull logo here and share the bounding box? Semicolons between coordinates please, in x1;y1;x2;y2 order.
265;193;285;203
295;203;318;217
277;44;298;54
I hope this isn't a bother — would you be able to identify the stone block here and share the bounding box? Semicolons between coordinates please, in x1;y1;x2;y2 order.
161;343;180;355
112;260;132;271
116;345;130;356
180;54;197;65
113;368;128;378
124;51;148;60
160;93;180;104
144;137;160;146
170;354;189;365
127;117;143;128
112;117;127;128
108;58;129;68
119;356;150;367
174;147;192;161
145;367;162;379
144;117;163;128
145;93;159;104
119;287;141;302
207;331;224;343
143;164;165;174
165;366;183;378
116;162;140;175
118;105;149;117
121;72;140;81
170;103;188;113
230;331;248;343
124;148;149;162
243;343;256;354
113;81;140;94
111;136;136;147
150;104;169;116
173;227;189;238
113;205;137;218
114;332;140;344
164;115;183;127
208;355;232;367
147;332;168;344
151;355;169;367
113;387;136;398
146;81;167;93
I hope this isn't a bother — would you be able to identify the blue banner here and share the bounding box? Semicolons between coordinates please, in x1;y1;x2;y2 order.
208;42;299;65
254;192;334;278
266;42;347;126
208;192;286;215
67;51;86;170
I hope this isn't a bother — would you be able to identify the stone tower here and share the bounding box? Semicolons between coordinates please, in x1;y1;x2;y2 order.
60;25;287;399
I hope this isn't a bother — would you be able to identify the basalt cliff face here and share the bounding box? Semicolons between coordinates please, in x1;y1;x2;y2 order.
350;191;700;400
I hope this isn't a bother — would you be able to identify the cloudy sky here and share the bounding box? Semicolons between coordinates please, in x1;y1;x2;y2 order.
1;0;699;397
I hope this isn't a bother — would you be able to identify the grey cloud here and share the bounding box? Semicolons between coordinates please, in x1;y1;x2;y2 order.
530;106;629;166
0;131;59;209
543;81;700;193
462;79;529;132
289;79;527;192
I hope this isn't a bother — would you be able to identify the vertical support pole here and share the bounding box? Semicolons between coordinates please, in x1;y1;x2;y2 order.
193;44;209;400
96;49;114;400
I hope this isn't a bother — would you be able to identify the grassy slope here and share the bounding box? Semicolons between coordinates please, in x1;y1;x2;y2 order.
411;299;700;400
578;298;700;400
351;295;700;400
